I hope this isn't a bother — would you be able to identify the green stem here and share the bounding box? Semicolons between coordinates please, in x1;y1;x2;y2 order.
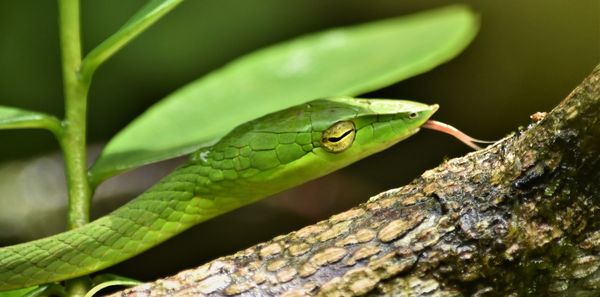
58;0;91;295
58;0;91;230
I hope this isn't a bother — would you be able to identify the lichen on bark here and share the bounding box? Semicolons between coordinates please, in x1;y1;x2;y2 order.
112;64;600;297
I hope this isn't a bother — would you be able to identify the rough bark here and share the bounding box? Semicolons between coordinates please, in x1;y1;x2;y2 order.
111;64;600;297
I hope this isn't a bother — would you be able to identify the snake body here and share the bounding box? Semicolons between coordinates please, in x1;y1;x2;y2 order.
0;98;437;290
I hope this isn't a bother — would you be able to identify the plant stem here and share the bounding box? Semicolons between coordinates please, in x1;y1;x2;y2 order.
58;0;91;229
58;0;91;295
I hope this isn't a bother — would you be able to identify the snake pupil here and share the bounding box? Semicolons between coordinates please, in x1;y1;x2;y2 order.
327;129;353;142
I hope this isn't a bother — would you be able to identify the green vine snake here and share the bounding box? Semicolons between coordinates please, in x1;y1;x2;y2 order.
0;97;489;290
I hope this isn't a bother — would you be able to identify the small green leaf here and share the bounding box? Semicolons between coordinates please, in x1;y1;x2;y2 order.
0;106;62;136
0;287;39;297
84;279;141;297
81;0;184;81
90;5;479;184
91;273;142;286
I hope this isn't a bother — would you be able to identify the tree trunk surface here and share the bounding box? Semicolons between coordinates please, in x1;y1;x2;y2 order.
111;64;600;297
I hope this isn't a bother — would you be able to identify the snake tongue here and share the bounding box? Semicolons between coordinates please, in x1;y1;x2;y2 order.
422;120;496;150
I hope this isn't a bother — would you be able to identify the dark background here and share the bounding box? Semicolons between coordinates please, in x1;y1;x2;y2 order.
0;0;598;281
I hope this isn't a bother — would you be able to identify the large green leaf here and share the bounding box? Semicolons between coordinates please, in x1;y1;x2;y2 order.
0;106;62;135
89;5;479;184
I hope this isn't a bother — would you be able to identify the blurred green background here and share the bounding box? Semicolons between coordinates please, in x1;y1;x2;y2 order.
0;0;598;281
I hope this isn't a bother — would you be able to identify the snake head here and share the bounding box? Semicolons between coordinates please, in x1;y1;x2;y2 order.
199;97;437;197
310;97;438;161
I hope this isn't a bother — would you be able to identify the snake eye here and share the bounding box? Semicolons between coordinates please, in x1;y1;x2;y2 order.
321;121;356;153
409;112;418;119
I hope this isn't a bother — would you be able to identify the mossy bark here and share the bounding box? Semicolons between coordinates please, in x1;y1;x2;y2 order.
112;64;600;297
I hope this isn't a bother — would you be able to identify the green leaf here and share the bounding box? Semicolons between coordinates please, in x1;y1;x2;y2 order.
0;287;39;297
85;278;141;297
0;106;62;136
81;0;184;81
89;5;479;184
91;273;142;286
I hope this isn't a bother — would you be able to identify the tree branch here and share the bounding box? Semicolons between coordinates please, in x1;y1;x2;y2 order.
112;64;600;297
